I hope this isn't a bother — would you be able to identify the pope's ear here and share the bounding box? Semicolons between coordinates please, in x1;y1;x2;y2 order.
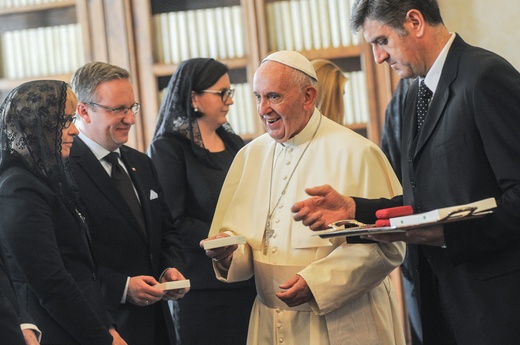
303;86;317;109
76;102;90;123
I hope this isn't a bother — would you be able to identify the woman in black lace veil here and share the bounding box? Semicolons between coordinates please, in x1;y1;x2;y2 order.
0;80;125;345
148;58;256;345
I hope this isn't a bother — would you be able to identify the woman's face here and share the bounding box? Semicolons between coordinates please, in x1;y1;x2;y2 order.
61;91;79;159
192;73;234;130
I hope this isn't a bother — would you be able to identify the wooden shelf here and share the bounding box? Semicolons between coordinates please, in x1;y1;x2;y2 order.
152;57;250;77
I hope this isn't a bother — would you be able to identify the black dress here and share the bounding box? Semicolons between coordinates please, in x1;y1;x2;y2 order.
149;130;256;345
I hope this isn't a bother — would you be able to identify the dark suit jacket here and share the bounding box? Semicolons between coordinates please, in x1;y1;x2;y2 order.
70;137;184;345
400;35;520;345
0;166;113;345
356;35;520;345
0;243;31;345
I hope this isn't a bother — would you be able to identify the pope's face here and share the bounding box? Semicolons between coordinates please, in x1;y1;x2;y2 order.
253;62;313;143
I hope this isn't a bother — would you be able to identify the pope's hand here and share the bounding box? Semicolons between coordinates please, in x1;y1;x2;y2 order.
276;274;313;307
200;233;237;268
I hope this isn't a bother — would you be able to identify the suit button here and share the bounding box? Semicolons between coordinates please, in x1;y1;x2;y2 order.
408;156;413;163
92;273;97;281
411;182;416;188
150;254;154;261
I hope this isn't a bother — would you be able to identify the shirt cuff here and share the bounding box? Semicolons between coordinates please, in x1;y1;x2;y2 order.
121;276;130;303
21;323;42;342
159;268;172;282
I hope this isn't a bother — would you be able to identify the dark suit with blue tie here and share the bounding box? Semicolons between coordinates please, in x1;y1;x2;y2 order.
356;35;520;345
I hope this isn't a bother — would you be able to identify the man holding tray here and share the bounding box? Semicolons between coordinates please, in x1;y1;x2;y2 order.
292;1;520;344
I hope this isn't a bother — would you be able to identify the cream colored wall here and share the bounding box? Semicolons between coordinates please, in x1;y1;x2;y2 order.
438;0;520;69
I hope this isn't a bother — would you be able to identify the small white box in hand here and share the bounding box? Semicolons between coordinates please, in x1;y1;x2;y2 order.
156;279;190;291
203;236;246;250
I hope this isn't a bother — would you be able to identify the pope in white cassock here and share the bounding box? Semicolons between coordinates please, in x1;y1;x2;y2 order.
203;51;406;345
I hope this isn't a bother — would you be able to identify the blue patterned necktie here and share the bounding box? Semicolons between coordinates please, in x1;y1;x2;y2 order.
416;79;433;132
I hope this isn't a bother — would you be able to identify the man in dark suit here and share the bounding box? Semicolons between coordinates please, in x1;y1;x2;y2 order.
291;1;520;345
69;62;188;345
1;244;41;345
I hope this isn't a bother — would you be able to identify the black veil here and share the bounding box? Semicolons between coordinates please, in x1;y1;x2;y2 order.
0;80;80;215
151;58;242;169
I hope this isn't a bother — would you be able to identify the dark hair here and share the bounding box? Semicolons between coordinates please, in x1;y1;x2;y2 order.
350;0;443;34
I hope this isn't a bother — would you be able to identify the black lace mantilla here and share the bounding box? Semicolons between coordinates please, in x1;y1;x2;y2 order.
0;80;79;215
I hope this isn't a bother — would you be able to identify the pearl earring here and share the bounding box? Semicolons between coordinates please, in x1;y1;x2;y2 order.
194;107;199;112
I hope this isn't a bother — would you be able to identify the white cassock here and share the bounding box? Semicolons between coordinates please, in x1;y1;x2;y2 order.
209;109;406;345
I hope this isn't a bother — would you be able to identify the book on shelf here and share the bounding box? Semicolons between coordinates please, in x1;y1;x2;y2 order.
231;6;245;58
204;8;219;59
337;0;351;46
176;11;190;61
186;10;200;58
299;0;313;51
328;0;341;48
314;197;497;239
222;7;236;59
167;12;181;64
280;1;295;51
317;0;331;49
1;23;82;80
290;0;304;51
271;2;286;51
158;14;171;64
195;10;209;58
309;0;322;49
342;71;355;125
264;0;361;52
214;7;228;59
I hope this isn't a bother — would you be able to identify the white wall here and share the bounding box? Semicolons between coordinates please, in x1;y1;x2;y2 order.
438;0;520;70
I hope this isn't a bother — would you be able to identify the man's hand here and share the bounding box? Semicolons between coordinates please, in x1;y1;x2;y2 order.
160;268;189;300
22;329;40;345
126;275;165;306
109;328;128;345
291;185;356;230
364;224;445;246
276;275;313;307
200;233;238;269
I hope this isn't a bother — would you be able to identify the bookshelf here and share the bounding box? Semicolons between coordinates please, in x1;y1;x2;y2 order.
0;0;396;149
132;0;393;148
132;0;263;147
0;0;91;102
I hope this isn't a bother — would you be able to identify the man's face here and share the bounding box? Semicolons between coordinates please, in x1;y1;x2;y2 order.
253;62;313;143
80;79;136;151
363;18;422;79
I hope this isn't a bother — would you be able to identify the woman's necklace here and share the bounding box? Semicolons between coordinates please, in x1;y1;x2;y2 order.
262;114;322;255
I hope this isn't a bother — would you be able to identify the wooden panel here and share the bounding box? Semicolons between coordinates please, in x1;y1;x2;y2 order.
130;0;158;149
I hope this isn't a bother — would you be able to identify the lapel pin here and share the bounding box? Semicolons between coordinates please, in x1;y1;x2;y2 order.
131;167;136;172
